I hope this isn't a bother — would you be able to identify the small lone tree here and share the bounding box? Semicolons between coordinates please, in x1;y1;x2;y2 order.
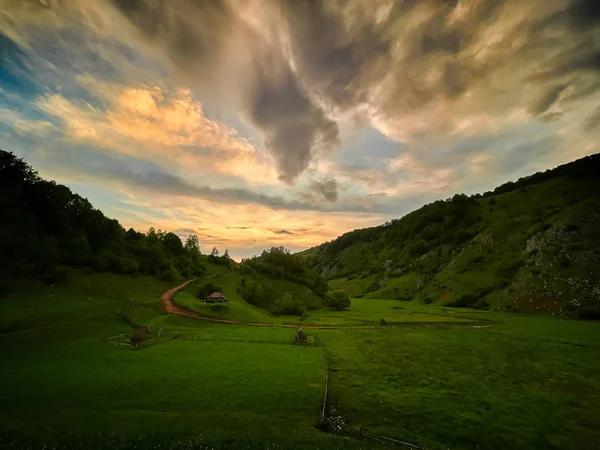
211;247;220;257
325;290;351;310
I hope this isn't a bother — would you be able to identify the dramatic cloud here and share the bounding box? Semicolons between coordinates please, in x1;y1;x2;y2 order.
310;178;339;203
1;0;600;257
111;0;340;183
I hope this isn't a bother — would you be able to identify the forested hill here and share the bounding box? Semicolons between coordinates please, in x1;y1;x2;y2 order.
0;150;329;316
301;154;600;317
0;150;210;285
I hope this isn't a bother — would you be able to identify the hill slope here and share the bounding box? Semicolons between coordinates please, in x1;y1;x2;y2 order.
301;154;600;316
0;149;328;316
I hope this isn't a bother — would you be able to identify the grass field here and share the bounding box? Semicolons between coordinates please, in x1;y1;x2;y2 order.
174;276;474;327
1;272;600;449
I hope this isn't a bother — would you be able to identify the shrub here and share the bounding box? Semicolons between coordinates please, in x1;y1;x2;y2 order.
274;294;305;316
130;327;146;346
196;280;224;299
324;290;351;310
42;265;70;283
447;293;479;308
577;308;600;321
379;318;387;326
160;265;180;282
557;254;571;268
475;298;490;310
208;303;228;313
422;296;432;304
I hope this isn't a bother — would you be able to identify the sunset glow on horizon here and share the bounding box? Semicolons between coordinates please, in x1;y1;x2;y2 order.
1;0;599;259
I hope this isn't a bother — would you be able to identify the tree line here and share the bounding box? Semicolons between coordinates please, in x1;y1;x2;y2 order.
0;150;207;285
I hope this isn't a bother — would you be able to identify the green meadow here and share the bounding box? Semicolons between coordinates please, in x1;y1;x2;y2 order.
1;272;599;449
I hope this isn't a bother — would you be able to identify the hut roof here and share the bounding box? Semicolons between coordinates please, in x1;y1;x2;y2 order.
207;291;226;299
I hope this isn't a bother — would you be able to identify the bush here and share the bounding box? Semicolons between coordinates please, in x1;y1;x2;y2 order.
422;296;432;304
42;265;70;283
577;308;600;321
160;265;180;282
274;294;305;316
557;254;571;268
475;298;490;310
208;303;228;313
447;293;479;308
196;280;224;299
379;318;387;326
324;290;351;310
130;327;146;346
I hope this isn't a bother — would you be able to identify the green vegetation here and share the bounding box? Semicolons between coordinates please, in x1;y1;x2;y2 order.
301;153;600;317
0;150;329;319
1;272;599;449
324;289;351;310
0;150;209;285
2;150;600;449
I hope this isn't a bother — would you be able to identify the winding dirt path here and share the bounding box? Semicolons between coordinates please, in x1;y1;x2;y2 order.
160;279;200;318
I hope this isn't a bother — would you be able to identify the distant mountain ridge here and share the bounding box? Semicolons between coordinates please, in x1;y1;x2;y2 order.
300;154;600;317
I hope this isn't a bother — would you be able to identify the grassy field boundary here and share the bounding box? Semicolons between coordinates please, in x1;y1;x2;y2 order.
2;310;107;335
318;335;422;449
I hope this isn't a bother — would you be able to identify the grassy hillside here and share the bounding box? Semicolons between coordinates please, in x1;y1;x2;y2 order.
1;272;599;449
302;154;600;316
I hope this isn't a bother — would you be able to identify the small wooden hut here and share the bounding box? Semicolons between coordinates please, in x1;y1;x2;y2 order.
205;292;227;303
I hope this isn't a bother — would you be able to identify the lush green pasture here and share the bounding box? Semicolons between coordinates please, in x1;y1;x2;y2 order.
175;280;473;327
0;272;168;333
308;298;473;326
320;319;600;449
2;273;600;449
0;307;343;448
174;285;280;324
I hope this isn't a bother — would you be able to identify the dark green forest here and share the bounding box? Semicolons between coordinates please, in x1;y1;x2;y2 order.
0;150;209;285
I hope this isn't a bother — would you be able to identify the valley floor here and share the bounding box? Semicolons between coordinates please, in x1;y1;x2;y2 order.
1;272;599;449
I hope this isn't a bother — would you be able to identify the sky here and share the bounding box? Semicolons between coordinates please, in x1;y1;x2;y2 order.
1;0;599;260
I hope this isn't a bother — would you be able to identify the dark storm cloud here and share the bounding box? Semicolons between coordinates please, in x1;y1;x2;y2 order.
281;1;390;111
528;85;567;115
105;165;319;211
27;143;381;213
112;0;234;76
246;55;339;183
111;0;339;183
105;0;600;183
281;0;600;127
310;178;338;203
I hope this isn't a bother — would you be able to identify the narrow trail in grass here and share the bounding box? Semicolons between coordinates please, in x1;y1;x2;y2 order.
160;280;474;330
